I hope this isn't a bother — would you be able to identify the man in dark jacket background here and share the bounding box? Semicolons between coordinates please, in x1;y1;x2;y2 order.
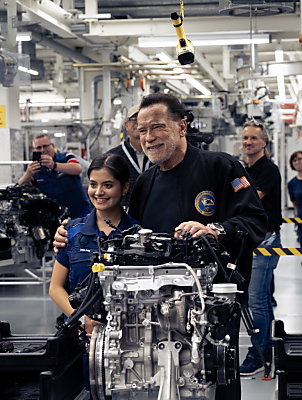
108;105;151;209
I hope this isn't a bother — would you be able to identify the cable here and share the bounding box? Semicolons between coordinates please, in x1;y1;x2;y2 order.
84;120;103;141
55;271;97;336
200;234;230;283
89;121;104;149
56;285;103;336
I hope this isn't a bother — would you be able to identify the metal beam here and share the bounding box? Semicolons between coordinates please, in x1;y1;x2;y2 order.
31;31;94;63
16;0;77;39
195;50;228;91
83;14;301;41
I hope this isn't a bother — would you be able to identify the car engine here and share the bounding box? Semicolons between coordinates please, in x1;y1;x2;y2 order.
66;227;242;400
0;184;68;261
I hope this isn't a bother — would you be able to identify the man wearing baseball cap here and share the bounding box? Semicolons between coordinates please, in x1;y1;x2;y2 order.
107;105;151;209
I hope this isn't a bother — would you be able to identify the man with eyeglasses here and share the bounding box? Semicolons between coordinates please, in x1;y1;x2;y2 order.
240;120;282;376
18;134;90;218
107;105;151;209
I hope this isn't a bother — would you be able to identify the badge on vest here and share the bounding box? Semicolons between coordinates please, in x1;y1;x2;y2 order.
195;191;216;216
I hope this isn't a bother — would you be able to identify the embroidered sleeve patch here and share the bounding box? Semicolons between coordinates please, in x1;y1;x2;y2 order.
231;176;250;192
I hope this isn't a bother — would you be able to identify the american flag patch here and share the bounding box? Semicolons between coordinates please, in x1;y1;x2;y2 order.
231;176;250;192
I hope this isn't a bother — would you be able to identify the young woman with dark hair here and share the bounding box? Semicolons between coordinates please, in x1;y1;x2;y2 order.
49;153;138;337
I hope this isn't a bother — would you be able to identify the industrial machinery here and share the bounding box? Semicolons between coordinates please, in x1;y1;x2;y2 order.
0;184;68;261
272;320;302;400
63;227;242;400
0;321;86;400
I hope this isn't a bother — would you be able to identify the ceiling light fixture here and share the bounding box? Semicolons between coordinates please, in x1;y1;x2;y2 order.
78;13;111;20
16;32;32;42
139;33;270;48
186;78;211;96
113;99;122;105
18;66;39;76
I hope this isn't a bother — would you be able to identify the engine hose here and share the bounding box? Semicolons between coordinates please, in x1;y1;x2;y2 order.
185;264;206;314
63;285;104;330
80;272;91;288
84;271;96;302
201;235;230;283
55;273;100;336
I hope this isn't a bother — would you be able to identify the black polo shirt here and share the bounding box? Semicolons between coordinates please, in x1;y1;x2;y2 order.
246;155;282;233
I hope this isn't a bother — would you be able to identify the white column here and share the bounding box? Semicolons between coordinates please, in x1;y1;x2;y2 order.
6;0;17;50
85;0;98;15
0;86;21;185
102;51;111;137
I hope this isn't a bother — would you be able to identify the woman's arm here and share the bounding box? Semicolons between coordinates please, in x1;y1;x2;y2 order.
49;260;100;337
49;260;74;317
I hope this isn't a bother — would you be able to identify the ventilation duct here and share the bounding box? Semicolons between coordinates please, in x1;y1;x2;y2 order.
219;0;295;16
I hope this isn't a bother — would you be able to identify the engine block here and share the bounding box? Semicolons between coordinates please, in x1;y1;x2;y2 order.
88;229;239;400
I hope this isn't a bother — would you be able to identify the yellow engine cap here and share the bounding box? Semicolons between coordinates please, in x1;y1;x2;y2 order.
92;263;105;273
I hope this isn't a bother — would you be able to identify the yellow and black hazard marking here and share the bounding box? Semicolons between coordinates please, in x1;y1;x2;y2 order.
282;217;302;224
253;247;302;256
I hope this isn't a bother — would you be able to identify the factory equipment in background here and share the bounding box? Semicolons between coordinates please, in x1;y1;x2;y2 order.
0;49;31;87
185;111;214;148
0;184;68;262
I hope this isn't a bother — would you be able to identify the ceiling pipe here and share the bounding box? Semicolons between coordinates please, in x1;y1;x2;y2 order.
31;31;94;63
77;3;220;18
31;0;74;26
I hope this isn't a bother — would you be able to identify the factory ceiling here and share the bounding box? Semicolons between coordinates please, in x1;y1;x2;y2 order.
9;0;302;105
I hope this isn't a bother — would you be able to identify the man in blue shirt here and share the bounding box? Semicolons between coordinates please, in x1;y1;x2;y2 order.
18;134;90;218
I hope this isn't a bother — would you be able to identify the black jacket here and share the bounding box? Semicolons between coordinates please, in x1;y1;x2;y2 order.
129;144;267;300
108;139;151;208
246;155;282;233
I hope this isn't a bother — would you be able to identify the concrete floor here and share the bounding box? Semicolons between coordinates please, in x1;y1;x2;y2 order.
0;216;301;400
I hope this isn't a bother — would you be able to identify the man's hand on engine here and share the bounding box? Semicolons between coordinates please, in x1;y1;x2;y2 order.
53;219;68;253
174;221;218;240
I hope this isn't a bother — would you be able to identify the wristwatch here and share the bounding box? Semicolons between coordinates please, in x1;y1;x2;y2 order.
207;223;226;241
52;161;57;171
